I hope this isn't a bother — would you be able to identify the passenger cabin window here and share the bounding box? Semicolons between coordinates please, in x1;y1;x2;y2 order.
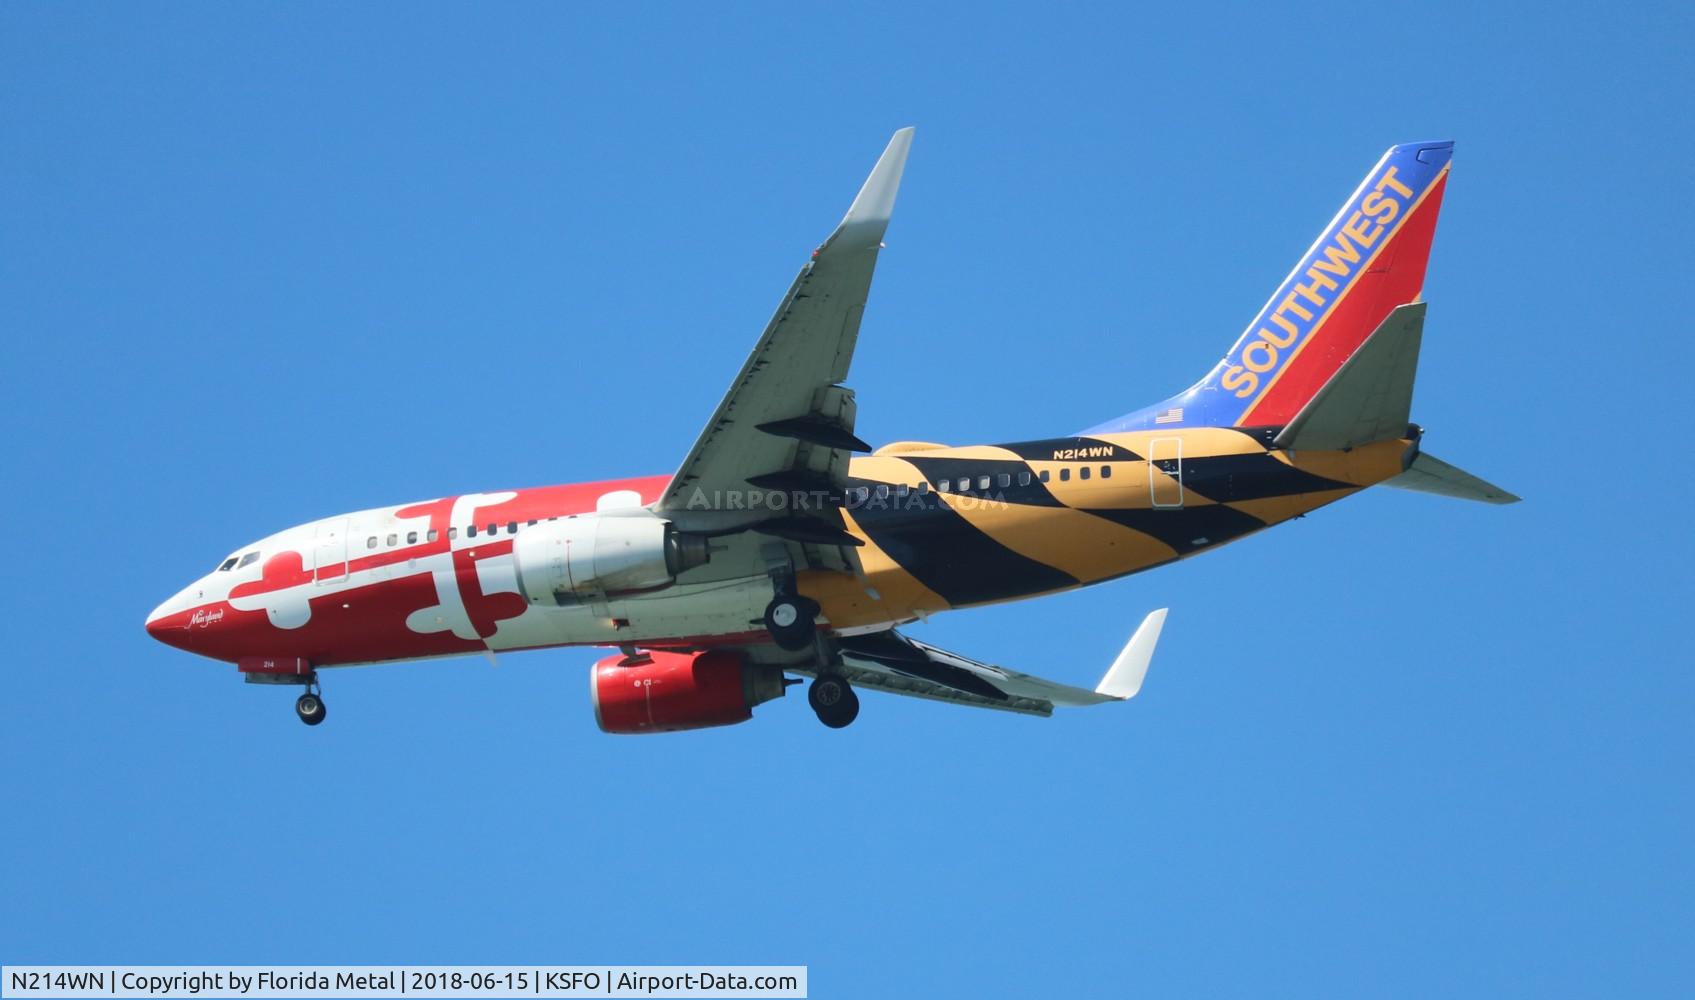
1101;465;1112;479
237;551;260;569
1079;467;1091;481
1018;471;1031;486
1060;468;1071;482
427;529;439;542
917;481;930;495
387;533;398;546
485;523;496;535
978;475;991;490
1039;470;1051;483
896;484;910;497
466;525;477;538
407;531;418;544
507;521;517;534
997;473;1011;488
217;557;239;572
448;527;458;540
367;536;378;549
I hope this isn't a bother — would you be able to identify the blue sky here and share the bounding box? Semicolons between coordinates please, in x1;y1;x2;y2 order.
3;3;1691;996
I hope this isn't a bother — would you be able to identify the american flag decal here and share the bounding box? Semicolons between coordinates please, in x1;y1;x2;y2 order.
1154;407;1184;425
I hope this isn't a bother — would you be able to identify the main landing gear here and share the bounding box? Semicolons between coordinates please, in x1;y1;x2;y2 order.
294;682;327;726
764;593;821;652
762;571;855;727
808;673;859;729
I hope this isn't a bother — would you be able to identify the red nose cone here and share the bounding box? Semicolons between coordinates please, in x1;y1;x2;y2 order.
145;605;195;652
145;603;172;642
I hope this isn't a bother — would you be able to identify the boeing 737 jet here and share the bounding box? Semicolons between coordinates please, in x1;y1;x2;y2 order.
145;129;1515;731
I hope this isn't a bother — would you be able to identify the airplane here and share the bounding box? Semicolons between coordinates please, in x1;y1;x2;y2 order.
145;128;1516;732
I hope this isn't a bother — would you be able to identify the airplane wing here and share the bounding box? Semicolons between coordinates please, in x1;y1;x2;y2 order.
656;128;914;560
766;609;1169;717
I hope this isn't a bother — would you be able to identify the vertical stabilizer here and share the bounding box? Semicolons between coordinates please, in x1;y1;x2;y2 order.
1086;141;1452;433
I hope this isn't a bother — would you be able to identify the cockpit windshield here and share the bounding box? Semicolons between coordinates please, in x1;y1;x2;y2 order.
216;550;260;572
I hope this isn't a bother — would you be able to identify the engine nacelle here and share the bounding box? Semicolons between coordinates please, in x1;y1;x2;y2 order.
512;513;709;606
591;650;787;734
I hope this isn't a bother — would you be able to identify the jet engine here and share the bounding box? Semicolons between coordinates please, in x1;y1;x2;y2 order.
512;513;709;606
591;649;788;734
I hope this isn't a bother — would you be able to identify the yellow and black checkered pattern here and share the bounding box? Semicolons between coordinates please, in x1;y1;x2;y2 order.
801;428;1412;630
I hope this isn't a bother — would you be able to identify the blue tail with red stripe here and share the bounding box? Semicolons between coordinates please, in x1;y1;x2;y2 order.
1085;141;1453;434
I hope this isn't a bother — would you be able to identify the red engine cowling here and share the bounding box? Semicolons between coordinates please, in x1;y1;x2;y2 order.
591;649;787;734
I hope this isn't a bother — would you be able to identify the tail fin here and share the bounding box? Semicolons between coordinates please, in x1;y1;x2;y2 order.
1086;141;1452;433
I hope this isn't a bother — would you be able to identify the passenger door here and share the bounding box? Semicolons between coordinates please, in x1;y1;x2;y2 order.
313;517;349;585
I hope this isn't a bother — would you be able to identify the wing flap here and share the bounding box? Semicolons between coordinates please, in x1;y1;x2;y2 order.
830;609;1169;716
800;662;1056;717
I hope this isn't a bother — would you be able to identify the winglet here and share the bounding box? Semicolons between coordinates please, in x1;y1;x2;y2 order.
837;127;914;236
1095;608;1168;700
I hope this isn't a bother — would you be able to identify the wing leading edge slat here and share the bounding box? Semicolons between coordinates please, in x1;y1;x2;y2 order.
656;129;914;529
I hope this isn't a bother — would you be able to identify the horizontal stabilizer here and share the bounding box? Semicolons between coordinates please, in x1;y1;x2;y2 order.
1275;302;1424;452
1385;452;1520;504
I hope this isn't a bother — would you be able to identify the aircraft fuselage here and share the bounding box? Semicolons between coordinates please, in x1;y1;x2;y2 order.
145;428;1412;668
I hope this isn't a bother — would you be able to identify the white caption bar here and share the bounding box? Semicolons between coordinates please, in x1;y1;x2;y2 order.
1;967;806;999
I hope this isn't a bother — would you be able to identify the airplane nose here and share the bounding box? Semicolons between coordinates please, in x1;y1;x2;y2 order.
145;584;198;643
145;601;174;641
144;597;203;654
146;577;231;656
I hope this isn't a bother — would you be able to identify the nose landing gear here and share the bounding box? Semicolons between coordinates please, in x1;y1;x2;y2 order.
291;676;328;727
239;658;328;727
